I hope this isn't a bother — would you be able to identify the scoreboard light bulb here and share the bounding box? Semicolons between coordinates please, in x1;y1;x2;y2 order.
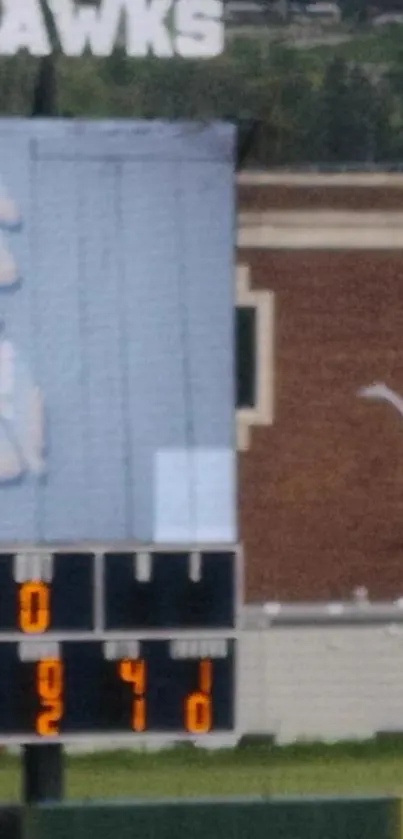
18;640;60;661
14;552;53;583
170;638;228;659
103;640;140;660
189;552;202;583
134;552;152;582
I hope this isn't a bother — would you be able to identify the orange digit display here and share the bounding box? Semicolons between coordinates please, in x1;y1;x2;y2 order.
199;659;212;693
185;691;211;733
184;659;212;734
118;658;146;693
132;696;146;732
19;581;50;634
36;658;63;736
118;659;146;732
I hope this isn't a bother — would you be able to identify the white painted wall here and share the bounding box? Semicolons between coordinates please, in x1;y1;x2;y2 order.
238;624;403;743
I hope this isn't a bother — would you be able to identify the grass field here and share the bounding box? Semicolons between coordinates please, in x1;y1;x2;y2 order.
3;741;403;802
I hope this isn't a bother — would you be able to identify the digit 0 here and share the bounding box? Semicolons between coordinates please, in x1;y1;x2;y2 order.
19;581;50;634
36;658;63;737
184;659;212;734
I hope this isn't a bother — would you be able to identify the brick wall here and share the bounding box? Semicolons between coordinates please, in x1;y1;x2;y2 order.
238;174;403;602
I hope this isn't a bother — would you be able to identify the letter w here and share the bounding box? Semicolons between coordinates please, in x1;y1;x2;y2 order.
47;0;124;56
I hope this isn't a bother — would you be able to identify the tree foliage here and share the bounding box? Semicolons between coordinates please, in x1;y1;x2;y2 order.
1;37;403;166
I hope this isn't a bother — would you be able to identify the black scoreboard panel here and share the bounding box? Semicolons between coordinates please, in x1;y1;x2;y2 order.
0;548;238;742
0;638;235;738
104;551;236;629
0;553;94;633
0;549;237;634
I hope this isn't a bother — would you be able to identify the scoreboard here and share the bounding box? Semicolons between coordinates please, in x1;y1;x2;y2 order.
0;548;239;743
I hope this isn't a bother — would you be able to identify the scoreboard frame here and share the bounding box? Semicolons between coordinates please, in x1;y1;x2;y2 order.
0;543;242;745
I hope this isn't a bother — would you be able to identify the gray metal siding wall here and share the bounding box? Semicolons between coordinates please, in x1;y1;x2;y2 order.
0;120;236;543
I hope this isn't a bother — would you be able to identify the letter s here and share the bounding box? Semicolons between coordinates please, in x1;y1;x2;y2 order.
175;0;224;58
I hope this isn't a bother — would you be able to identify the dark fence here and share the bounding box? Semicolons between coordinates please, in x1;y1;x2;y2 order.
0;805;22;839
22;795;401;839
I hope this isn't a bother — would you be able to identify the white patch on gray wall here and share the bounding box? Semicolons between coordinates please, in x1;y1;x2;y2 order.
154;447;236;543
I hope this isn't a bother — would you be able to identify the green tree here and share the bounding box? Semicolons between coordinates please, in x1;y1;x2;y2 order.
345;64;377;161
338;0;370;24
316;56;352;161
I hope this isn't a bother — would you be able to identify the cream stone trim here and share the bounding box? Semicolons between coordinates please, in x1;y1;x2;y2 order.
236;264;275;451
237;171;403;187
238;210;403;250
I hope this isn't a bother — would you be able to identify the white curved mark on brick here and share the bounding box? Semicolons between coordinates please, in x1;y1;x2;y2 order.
358;382;403;419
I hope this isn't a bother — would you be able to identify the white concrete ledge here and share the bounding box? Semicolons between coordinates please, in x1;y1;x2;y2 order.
239;210;403;228
238;210;403;249
237;171;403;187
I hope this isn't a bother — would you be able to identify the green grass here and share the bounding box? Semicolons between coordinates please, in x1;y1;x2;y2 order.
4;741;403;802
